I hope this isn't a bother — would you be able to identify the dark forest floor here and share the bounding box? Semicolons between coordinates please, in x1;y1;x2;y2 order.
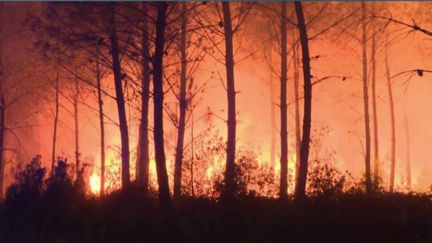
1;189;432;243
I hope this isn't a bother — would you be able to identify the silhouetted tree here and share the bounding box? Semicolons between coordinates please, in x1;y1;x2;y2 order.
0;52;5;197
160;3;210;197
95;50;106;196
32;3;136;190
261;14;277;169
294;1;312;201
73;77;80;180
260;13;277;169
108;4;130;189
370;3;380;187
51;72;59;177
279;1;288;200
153;2;172;208
361;1;372;194
221;2;237;201
136;2;151;196
191;2;251;200
269;64;277;169
385;33;396;193
293;43;301;186
174;2;189;198
0;3;6;200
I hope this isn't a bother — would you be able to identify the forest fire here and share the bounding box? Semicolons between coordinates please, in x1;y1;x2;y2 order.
2;1;432;242
89;171;101;195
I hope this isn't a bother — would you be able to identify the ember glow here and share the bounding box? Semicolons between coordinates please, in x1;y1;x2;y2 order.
89;172;100;195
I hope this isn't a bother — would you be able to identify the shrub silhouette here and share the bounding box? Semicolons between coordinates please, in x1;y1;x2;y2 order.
180;126;277;199
6;155;46;207
214;149;276;199
44;158;86;206
307;160;348;198
2;155;432;242
306;126;354;198
6;156;86;208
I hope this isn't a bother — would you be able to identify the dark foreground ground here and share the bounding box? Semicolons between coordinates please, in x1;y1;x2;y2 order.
1;190;432;243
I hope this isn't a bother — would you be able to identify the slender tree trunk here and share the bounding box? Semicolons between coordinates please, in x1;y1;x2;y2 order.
269;64;276;168
96;52;105;196
385;34;396;193
404;108;411;191
0;5;6;199
109;6;130;189
221;2;236;201
361;2;372;193
293;42;301;187
153;2;172;208
267;47;276;168
279;1;288;200
51;72;59;176
0;58;5;198
294;1;312;201
136;2;151;196
174;3;188;198
74;78;80;179
264;27;276;169
371;4;380;187
190;104;195;197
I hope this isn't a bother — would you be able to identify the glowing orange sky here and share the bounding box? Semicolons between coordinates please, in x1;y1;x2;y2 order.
3;2;432;193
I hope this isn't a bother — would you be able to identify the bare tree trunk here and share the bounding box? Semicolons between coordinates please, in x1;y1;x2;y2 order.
294;1;312;201
174;3;188;198
136;2;151;196
264;27;276;169
293;42;301;188
404;108;411;191
153;2;172;208
109;6;130;189
371;3;380;187
74;78;80;179
190;104;195;197
266;45;276;168
0;59;5;198
279;1;288;200
51;72;59;176
269;62;276;168
96;52;105;196
221;2;236;201
385;34;396;193
361;1;372;194
0;5;6;199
